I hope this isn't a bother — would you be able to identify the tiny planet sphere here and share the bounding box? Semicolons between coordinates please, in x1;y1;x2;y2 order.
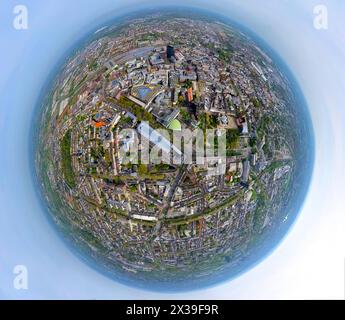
34;9;314;291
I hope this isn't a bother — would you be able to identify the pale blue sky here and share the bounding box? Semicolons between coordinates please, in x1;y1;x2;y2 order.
0;0;344;299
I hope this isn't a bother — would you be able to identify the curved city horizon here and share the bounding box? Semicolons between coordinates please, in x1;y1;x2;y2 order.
30;7;315;292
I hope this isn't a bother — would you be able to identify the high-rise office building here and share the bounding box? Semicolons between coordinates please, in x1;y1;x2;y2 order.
167;45;175;60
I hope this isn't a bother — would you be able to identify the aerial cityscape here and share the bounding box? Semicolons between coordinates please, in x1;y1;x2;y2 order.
35;10;313;289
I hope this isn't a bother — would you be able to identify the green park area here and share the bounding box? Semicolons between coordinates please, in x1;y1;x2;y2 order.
60;129;76;188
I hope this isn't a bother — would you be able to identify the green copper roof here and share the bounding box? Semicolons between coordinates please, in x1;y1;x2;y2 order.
168;119;182;131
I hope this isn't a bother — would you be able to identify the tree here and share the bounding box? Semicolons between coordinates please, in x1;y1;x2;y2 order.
226;129;240;149
180;108;191;122
183;80;193;89
138;164;148;176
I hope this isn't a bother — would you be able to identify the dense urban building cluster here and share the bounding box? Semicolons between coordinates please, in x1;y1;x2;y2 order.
36;12;306;286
